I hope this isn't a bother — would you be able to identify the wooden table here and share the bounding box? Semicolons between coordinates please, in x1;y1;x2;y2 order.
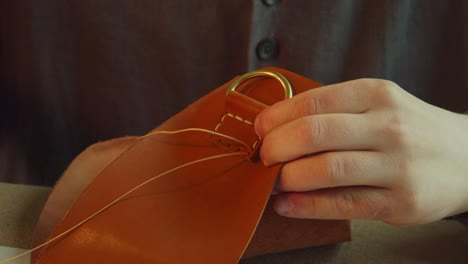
1;182;467;263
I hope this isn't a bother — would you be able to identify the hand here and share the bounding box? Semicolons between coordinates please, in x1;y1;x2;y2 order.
254;79;468;226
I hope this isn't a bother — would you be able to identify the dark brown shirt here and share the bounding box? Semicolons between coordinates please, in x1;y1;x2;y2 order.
1;0;467;185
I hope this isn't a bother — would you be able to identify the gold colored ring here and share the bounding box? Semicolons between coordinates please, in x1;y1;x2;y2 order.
226;70;293;99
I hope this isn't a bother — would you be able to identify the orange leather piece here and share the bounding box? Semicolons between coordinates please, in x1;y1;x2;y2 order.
31;67;350;263
30;137;138;261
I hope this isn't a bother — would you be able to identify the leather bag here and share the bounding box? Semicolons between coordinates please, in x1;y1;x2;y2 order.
31;67;351;263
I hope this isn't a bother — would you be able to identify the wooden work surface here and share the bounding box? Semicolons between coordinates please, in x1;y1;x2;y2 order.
1;182;468;263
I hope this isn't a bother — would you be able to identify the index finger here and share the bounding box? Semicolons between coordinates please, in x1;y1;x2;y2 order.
254;79;379;137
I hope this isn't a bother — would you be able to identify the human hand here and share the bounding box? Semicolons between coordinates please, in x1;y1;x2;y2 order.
254;79;468;226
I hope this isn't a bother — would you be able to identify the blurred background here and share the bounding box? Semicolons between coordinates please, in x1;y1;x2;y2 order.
1;0;467;185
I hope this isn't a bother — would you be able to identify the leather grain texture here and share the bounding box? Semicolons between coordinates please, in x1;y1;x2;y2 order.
31;67;351;263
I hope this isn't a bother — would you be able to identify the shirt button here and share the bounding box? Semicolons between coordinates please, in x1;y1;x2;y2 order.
256;38;279;61
262;0;281;7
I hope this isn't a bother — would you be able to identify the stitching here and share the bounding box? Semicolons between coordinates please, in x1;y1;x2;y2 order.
215;112;253;132
230;113;254;126
214;112;260;151
252;139;260;150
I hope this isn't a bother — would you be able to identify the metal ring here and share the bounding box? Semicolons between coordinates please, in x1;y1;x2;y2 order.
226;70;293;99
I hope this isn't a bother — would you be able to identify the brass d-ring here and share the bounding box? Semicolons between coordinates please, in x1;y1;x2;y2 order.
226;70;293;99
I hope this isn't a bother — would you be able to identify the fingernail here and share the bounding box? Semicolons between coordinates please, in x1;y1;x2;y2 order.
275;196;293;215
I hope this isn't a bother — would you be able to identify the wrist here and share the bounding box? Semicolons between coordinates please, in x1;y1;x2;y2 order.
446;112;468;216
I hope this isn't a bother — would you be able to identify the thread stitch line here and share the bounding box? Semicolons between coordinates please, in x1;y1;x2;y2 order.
0;129;249;264
214;112;260;151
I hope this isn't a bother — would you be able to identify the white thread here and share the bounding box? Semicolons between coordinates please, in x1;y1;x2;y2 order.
215;113;254;132
0;129;248;264
214;113;260;151
252;139;260;150
142;128;251;150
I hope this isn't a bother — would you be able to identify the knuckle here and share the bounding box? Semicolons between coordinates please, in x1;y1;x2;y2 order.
297;93;323;116
388;188;423;225
378;112;409;148
319;155;343;187
366;194;394;220
370;204;394;221
364;79;401;107
333;192;357;218
388;195;422;226
319;154;362;188
334;191;394;220
289;193;317;217
296;117;324;145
